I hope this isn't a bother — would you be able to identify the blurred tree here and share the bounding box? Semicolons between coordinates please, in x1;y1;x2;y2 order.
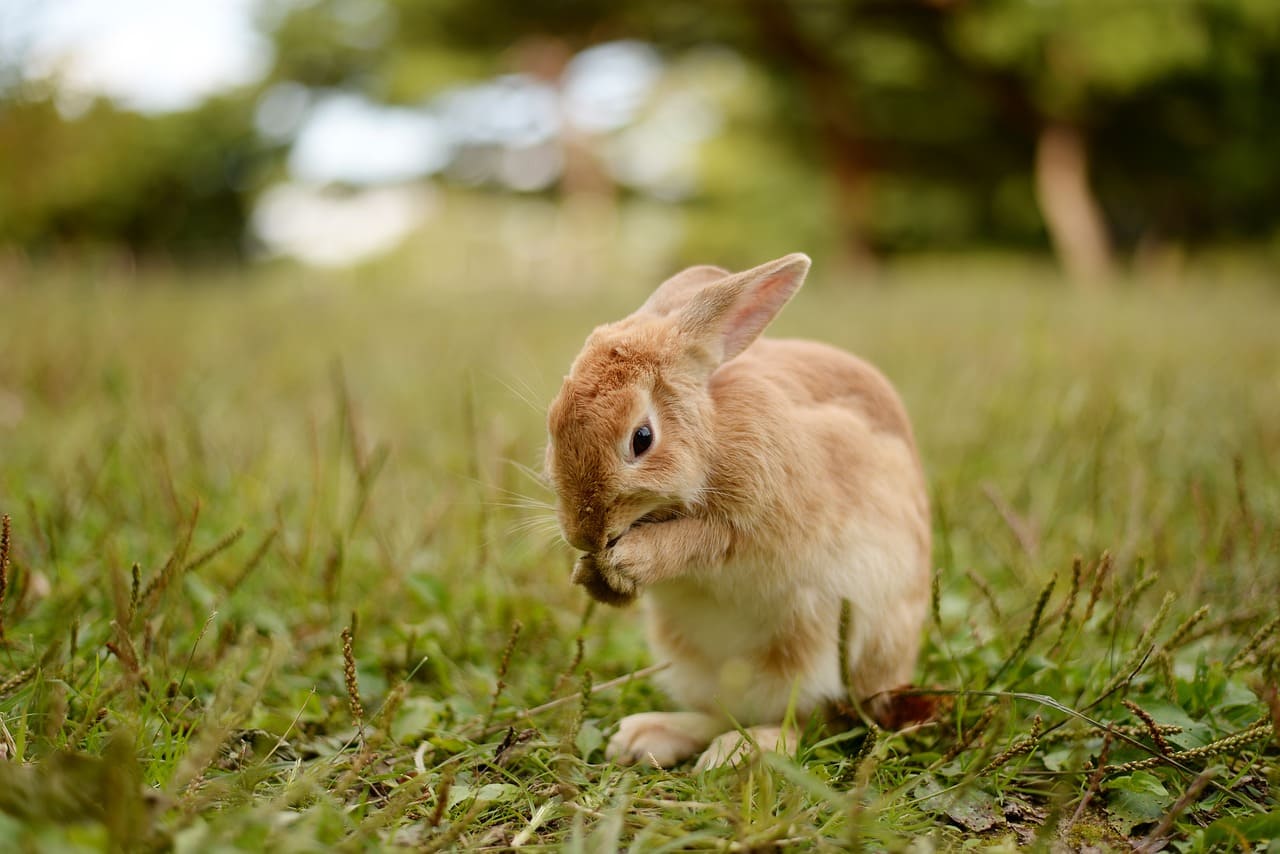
263;0;1095;273
1;0;1276;269
1089;6;1280;259
702;0;1019;270
0;93;267;257
263;0;1015;269
948;0;1280;284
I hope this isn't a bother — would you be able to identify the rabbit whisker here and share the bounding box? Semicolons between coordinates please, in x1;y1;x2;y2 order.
502;458;554;492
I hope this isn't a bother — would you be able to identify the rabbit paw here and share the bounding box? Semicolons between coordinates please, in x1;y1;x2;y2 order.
694;726;795;772
571;552;638;606
606;712;720;768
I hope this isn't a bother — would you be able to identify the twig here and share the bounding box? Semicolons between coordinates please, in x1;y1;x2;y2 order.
0;514;10;641
1063;731;1113;835
1135;766;1218;854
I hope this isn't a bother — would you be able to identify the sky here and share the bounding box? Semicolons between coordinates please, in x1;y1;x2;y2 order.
4;2;669;189
7;0;270;113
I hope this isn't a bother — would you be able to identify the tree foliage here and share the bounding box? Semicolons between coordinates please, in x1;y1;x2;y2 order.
0;94;266;257
1;0;1278;268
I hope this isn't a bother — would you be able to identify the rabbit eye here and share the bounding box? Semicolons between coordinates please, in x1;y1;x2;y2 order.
631;424;653;457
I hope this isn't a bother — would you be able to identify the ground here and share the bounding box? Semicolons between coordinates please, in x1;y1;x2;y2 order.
0;251;1277;850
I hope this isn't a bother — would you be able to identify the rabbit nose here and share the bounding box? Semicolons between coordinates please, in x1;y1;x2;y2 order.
570;502;609;550
565;518;604;552
566;531;595;552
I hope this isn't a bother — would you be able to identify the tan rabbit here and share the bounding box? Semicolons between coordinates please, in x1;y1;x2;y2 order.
545;253;930;770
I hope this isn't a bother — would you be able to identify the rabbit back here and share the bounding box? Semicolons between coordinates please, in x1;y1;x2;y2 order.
646;335;930;723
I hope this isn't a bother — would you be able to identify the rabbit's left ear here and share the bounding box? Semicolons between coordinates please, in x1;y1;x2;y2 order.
678;253;810;366
641;265;731;317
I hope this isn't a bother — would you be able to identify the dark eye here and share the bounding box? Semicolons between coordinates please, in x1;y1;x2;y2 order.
631;424;653;457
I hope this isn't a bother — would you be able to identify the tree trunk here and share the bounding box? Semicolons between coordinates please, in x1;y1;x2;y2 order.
1034;122;1114;288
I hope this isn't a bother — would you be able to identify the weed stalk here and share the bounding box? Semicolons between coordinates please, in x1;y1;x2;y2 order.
483;620;523;732
0;513;9;640
341;624;365;739
985;575;1055;689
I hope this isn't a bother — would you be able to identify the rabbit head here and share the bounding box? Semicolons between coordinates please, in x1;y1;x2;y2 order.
546;253;811;555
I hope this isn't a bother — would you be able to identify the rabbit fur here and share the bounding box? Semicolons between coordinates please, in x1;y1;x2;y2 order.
545;253;930;769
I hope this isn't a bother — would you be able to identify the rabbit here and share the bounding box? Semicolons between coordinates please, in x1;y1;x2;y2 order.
544;253;930;770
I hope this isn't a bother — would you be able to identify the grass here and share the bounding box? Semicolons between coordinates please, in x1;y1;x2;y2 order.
0;246;1278;851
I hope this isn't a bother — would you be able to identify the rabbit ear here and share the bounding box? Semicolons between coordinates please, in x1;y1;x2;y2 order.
678;253;811;366
641;265;731;317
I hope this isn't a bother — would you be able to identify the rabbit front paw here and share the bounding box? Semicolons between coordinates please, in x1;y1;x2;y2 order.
571;551;639;606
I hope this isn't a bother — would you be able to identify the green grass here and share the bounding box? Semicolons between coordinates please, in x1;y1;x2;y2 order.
0;252;1277;851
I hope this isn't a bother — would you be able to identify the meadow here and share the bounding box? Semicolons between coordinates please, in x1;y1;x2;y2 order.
0;248;1277;850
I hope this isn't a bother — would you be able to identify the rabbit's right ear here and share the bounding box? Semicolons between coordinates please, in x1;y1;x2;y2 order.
641;265;730;317
677;253;811;368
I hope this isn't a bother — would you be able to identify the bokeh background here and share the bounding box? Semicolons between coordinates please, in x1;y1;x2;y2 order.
3;0;1279;281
